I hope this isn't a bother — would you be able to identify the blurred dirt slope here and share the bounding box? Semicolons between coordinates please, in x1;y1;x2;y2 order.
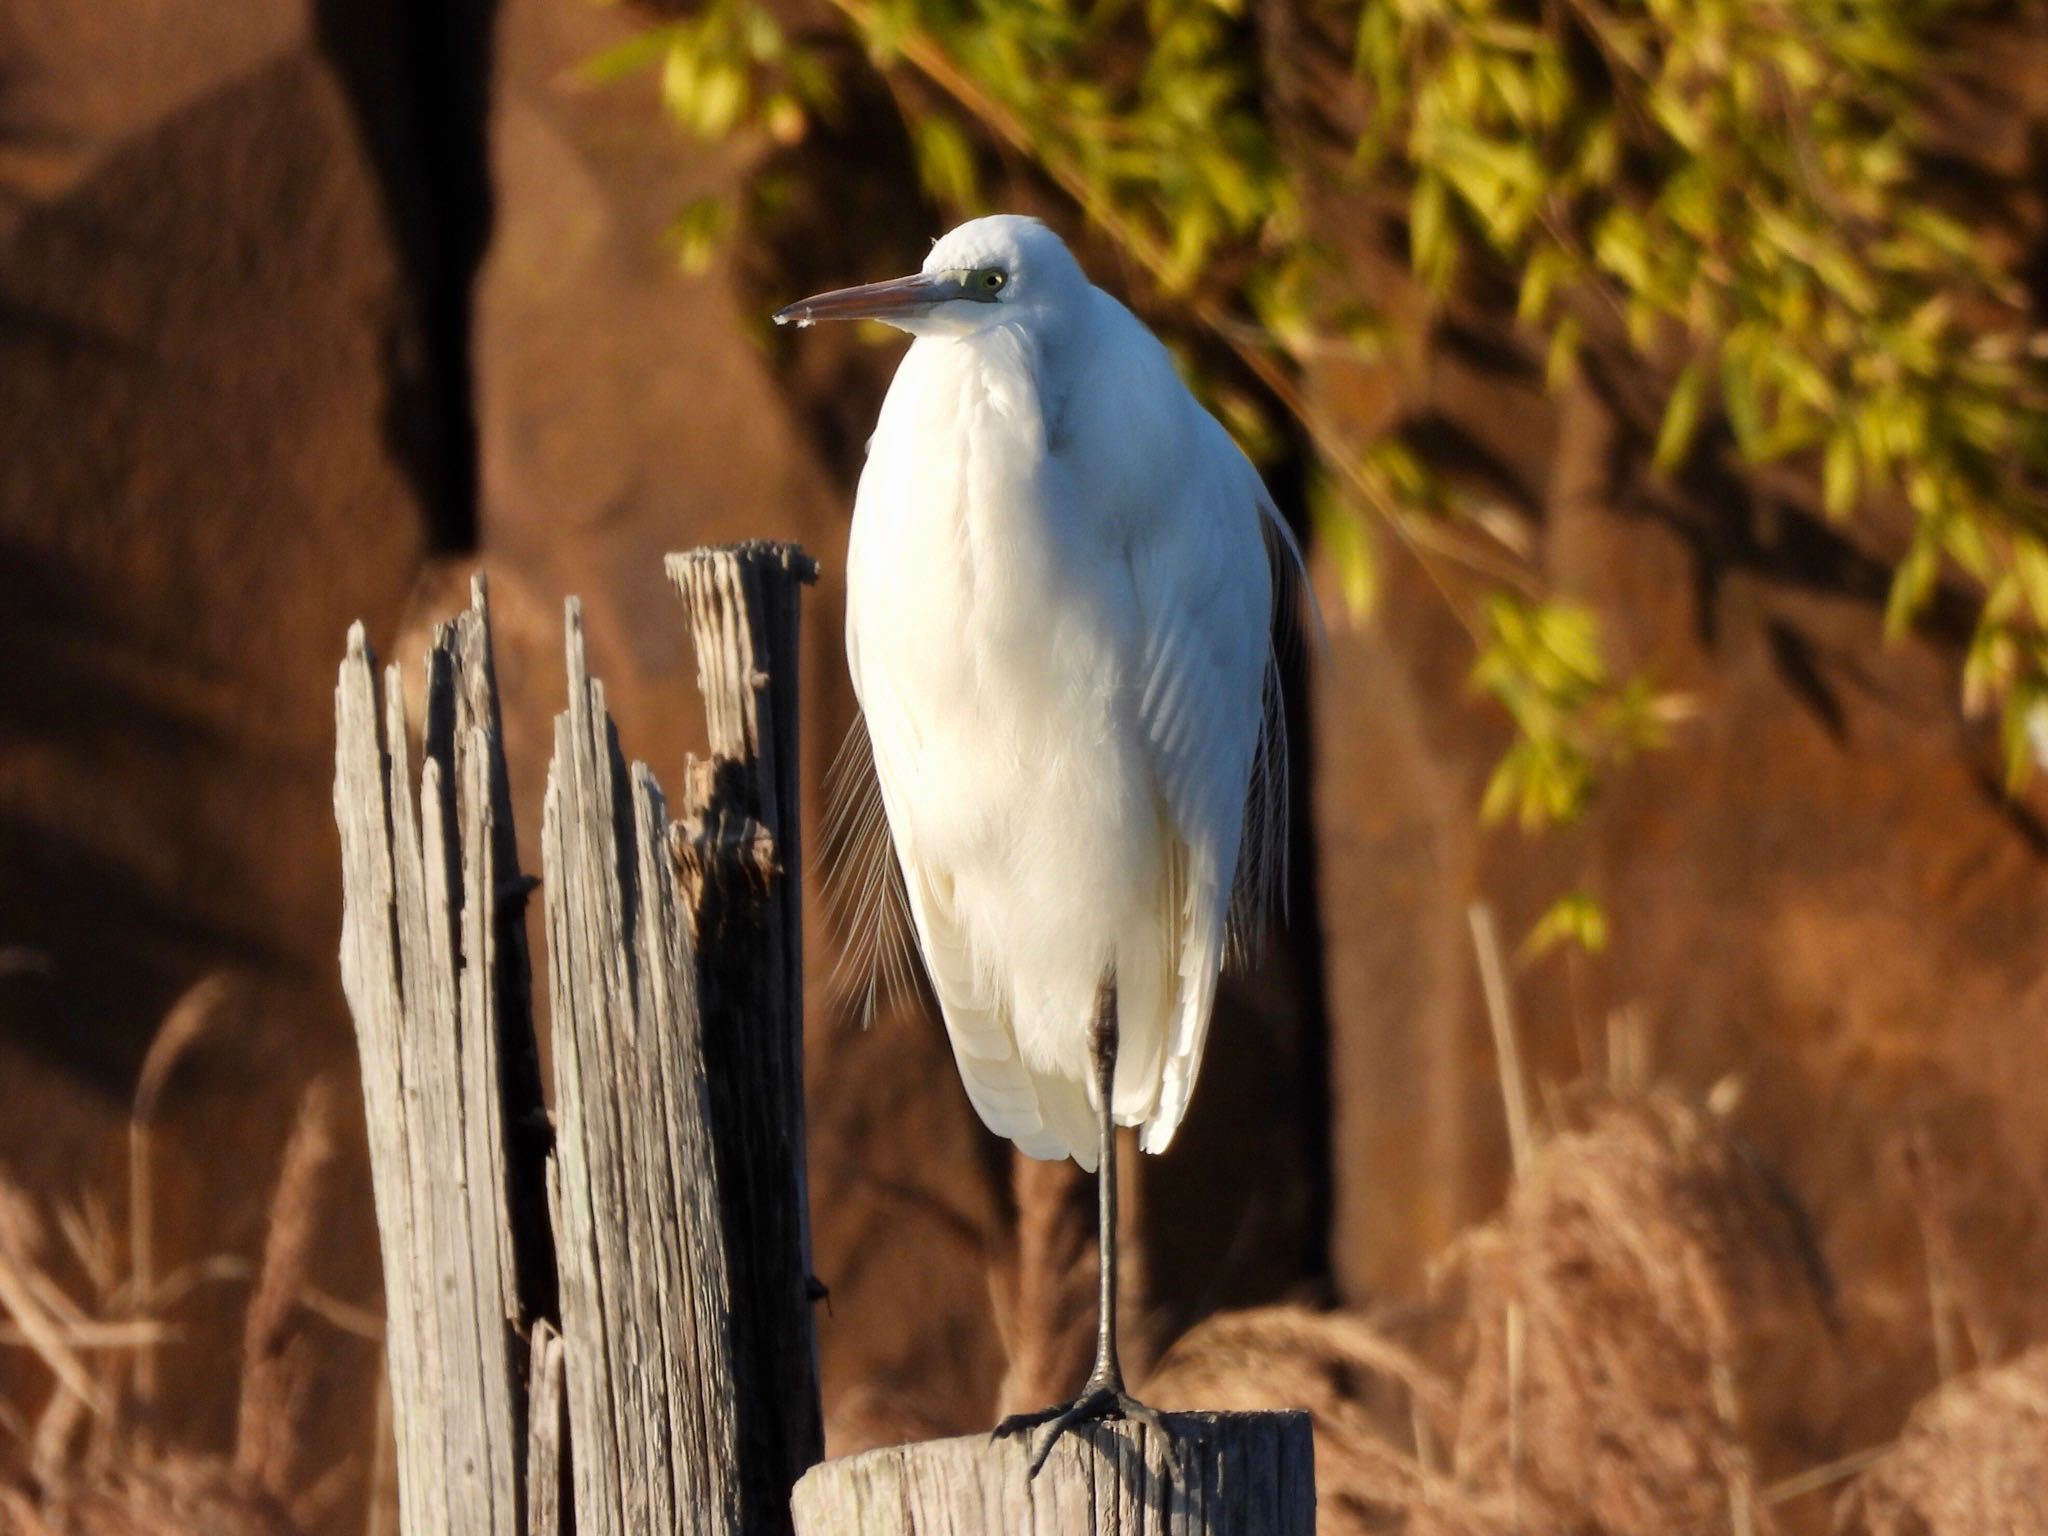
0;0;449;1484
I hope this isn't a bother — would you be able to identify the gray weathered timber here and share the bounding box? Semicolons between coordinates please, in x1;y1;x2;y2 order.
668;543;825;1534
524;1320;566;1536
333;578;544;1536
542;600;742;1536
789;1412;1316;1535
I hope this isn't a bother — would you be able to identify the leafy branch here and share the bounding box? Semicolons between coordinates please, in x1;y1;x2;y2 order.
590;0;2048;941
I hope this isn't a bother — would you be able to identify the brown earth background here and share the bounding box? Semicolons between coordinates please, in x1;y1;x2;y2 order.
2;1;2047;1532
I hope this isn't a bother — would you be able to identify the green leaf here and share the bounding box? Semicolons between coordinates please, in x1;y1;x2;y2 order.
1523;890;1610;959
1309;471;1378;619
1822;427;1860;519
1886;535;1940;639
1410;173;1455;293
2013;540;2048;628
578;25;680;86
1545;315;1582;391
911;114;981;212
1720;345;1765;459
1653;360;1709;473
1479;746;1530;827
1517;245;1570;326
691;62;748;137
663;195;730;274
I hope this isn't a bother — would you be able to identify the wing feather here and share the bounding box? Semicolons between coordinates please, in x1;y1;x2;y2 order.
819;715;922;1026
1129;436;1288;1155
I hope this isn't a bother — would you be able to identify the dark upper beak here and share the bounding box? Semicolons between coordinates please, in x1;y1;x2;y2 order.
773;271;961;327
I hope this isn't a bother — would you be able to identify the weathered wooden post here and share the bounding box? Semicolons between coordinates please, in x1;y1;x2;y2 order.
334;544;822;1536
541;598;745;1534
667;545;825;1530
334;579;550;1536
790;1412;1315;1534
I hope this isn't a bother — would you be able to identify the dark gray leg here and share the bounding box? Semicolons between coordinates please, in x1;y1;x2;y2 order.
1087;973;1125;1390
993;972;1175;1478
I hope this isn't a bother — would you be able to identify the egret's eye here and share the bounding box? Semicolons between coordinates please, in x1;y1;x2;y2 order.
971;268;1008;296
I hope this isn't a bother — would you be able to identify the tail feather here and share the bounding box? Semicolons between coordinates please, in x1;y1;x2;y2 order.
1029;1070;1101;1172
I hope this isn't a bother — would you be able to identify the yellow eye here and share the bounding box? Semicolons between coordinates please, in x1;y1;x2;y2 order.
978;269;1007;292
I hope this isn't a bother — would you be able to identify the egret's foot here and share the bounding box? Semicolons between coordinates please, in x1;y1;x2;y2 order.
994;1380;1177;1480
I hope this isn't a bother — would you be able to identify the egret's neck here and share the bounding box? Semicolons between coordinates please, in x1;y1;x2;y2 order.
943;298;1088;450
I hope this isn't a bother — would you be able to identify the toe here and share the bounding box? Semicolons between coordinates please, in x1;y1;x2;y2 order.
992;1407;1056;1440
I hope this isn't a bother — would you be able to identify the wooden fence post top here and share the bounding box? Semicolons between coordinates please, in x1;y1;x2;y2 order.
790;1410;1314;1535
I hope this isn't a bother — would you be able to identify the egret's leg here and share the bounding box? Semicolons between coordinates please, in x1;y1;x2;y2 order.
993;973;1175;1479
1086;974;1126;1388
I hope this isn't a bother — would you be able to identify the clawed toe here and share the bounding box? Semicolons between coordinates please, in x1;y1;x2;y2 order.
991;1383;1181;1480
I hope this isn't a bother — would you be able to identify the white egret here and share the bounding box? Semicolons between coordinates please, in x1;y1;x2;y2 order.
776;214;1302;1470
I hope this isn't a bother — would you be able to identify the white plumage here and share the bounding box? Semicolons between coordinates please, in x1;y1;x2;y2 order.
784;214;1296;1172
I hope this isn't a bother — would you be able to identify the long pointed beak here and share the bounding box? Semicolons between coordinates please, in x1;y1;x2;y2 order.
773;271;958;328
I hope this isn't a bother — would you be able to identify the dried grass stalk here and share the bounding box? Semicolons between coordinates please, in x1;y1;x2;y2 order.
0;1177;116;1487
236;1080;337;1500
127;974;235;1420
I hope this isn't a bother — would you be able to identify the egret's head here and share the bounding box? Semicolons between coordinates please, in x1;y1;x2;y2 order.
773;215;1087;339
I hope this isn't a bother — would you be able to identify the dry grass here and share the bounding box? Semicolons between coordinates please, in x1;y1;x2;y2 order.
0;993;363;1536
1137;1069;2048;1536
1146;1306;1513;1535
1444;1087;1835;1535
0;1456;298;1536
127;974;235;1423
1832;1346;2048;1536
235;1082;339;1506
1141;1085;1848;1536
1113;920;1913;1534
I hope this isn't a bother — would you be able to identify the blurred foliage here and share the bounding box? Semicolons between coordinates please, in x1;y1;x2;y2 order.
594;0;2048;938
1360;0;2048;795
1471;594;1664;830
1522;888;1610;959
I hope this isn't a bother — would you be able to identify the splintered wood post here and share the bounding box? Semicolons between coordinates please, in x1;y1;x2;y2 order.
542;599;743;1535
336;549;821;1536
667;542;825;1534
523;1321;566;1536
333;577;552;1536
790;1412;1316;1535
